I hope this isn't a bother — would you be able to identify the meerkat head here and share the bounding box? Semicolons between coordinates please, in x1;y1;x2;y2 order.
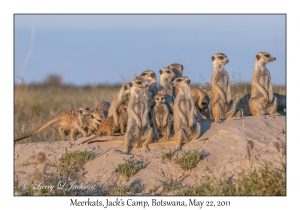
154;93;166;104
78;106;93;115
159;67;176;79
90;110;105;124
121;83;131;95
255;52;276;65
168;63;184;74
211;53;229;69
129;78;148;92
136;70;157;83
170;76;191;89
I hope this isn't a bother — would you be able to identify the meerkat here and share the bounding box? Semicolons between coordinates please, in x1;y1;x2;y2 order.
69;108;94;141
210;53;240;123
80;102;128;144
157;67;176;113
153;93;173;141
168;63;184;82
249;52;278;116
171;76;201;151
123;78;153;154
175;85;211;120
107;83;131;130
135;70;158;108
14;106;92;142
94;101;110;118
88;109;106;132
238;92;286;116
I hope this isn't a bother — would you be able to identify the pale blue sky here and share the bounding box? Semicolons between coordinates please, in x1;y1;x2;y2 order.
14;14;286;86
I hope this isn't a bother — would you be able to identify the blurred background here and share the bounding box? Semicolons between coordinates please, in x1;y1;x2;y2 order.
14;14;286;86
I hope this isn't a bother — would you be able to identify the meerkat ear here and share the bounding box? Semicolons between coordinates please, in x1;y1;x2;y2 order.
91;115;94;119
181;65;184;70
211;56;215;61
124;84;129;90
186;79;191;85
129;82;133;88
159;69;163;75
256;54;261;60
151;72;155;78
164;96;166;100
79;110;83;114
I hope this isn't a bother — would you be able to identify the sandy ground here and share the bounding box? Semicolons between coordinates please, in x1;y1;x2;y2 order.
14;115;286;195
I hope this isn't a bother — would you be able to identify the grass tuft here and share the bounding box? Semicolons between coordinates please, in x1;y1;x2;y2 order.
175;150;203;170
115;159;143;180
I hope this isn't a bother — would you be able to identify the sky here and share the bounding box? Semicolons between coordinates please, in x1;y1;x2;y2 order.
14;14;286;86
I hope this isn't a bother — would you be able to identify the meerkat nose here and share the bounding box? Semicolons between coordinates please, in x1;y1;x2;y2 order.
145;84;148;87
274;57;276;60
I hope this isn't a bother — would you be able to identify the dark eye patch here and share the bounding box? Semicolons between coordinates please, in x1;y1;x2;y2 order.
141;73;146;76
136;81;142;85
176;79;182;82
265;54;270;58
218;56;224;60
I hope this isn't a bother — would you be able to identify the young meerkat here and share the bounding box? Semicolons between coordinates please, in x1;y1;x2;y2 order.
171;76;201;151
123;78;153;154
249;52;278;116
80;102;128;144
210;53;240;123
88;109;106;133
153;93;173;142
14;106;92;142
69;107;94;141
107;83;130;130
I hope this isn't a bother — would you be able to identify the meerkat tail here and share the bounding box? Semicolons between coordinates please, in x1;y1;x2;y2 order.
14;115;62;142
80;135;100;144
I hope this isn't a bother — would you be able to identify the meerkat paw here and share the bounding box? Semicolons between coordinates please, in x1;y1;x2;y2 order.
144;145;150;152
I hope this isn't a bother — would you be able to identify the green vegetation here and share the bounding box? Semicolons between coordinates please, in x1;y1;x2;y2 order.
115;159;144;180
175;150;204;170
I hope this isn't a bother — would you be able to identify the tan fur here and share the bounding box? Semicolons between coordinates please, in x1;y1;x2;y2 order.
210;53;239;123
153;93;173;141
108;83;130;129
176;85;211;119
171;77;201;150
69;107;94;141
238;92;285;116
157;67;176;114
14;106;91;142
168;63;184;81
80;103;128;145
136;70;158;107
124;78;153;154
88;109;106;132
249;52;278;116
94;101;110;118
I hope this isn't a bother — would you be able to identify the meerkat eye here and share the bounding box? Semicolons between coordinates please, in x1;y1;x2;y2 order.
176;79;182;82
141;73;146;76
265;54;270;58
86;108;90;110
136;81;142;85
218;56;224;60
166;71;171;74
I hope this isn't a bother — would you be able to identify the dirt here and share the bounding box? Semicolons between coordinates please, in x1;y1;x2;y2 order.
14;115;286;195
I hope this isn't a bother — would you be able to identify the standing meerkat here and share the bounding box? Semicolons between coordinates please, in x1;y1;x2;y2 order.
249;52;278;116
157;67;176;113
210;53;239;123
123;78;153;154
168;63;184;82
171;77;201;151
80;102;128;145
107;83;130;130
14;106;92;142
153;93;173;141
135;70;158;108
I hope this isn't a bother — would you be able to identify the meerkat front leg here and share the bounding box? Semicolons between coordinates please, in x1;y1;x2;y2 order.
140;126;153;152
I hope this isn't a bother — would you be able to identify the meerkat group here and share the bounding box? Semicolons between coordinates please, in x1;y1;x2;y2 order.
15;51;285;153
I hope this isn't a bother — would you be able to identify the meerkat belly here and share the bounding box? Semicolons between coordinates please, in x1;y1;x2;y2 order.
259;75;269;91
156;106;166;127
217;75;228;94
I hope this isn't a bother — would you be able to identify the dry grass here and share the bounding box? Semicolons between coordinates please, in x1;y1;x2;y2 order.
14;83;286;144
